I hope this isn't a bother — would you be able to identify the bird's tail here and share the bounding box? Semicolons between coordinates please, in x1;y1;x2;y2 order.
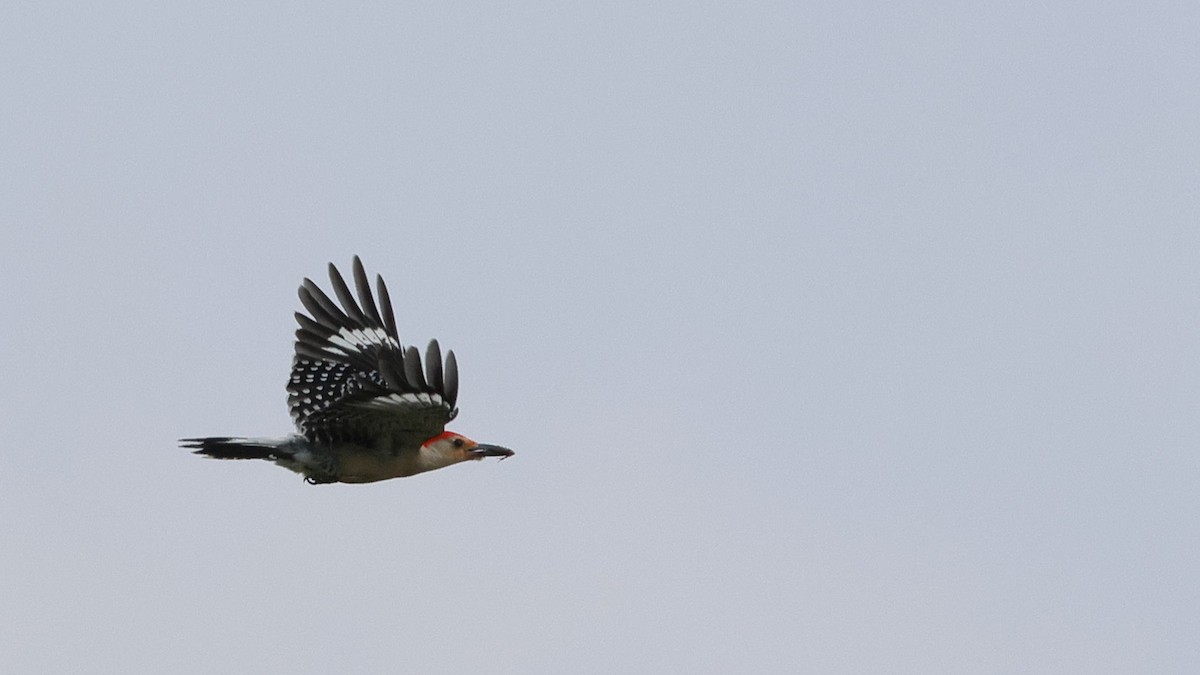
179;436;293;460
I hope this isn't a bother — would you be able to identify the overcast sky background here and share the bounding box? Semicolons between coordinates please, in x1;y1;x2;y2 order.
2;2;1198;673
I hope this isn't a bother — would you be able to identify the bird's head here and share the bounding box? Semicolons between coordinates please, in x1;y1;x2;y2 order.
421;431;514;468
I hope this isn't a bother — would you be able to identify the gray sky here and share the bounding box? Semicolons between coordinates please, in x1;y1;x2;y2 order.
2;2;1198;673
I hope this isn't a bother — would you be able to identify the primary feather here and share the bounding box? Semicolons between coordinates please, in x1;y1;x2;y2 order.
286;257;459;447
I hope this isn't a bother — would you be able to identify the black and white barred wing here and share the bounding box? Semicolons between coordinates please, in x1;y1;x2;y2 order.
287;257;459;445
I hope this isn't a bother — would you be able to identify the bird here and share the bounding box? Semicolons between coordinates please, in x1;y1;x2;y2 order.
180;256;514;484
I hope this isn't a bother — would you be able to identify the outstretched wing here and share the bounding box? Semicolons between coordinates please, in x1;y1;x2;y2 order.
287;256;459;447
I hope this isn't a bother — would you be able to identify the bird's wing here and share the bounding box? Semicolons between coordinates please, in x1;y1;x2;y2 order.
287;257;459;448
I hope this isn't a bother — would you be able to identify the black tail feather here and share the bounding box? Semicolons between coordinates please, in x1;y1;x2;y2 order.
179;437;283;460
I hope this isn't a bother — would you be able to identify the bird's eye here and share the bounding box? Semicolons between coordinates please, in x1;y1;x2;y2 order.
452;438;465;448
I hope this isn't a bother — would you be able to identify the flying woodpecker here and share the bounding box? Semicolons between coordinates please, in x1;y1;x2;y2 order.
181;256;514;484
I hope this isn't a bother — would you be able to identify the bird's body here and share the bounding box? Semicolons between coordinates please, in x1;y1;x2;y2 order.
181;257;513;484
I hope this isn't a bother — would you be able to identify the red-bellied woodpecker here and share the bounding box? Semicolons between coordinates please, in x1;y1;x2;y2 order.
180;257;514;484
